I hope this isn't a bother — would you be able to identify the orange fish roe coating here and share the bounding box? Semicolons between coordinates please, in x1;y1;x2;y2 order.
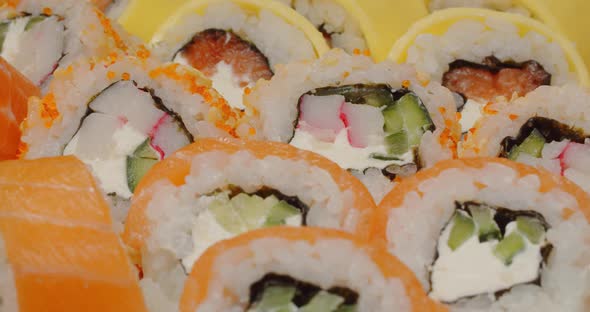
456;112;462;120
149;64;244;137
40;93;59;128
362;49;371;56
136;45;151;60
509;114;519;120
16;141;27;159
107;70;116;79
94;9;127;51
343;71;350;78
42;7;52;15
121;72;131;81
353;48;361;55
483;102;498;115
402;80;411;88
438;107;447;115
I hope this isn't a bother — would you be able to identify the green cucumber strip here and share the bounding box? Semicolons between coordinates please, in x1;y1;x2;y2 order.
508;129;545;160
25;15;46;31
334;305;358;312
300;291;345;312
493;232;526;265
253;286;296;311
370;153;403;161
264;200;301;227
447;211;476;251
126;156;158;193
233;193;269;229
133;139;159;159
468;205;501;242
208;198;246;234
0;22;9;52
516;216;545;244
385;131;409;156
382;106;404;134
396;93;434;147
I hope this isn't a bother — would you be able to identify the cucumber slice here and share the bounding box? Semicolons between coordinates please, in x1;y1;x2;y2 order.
516;216;545;244
265;200;301;227
334;305;358;312
126;139;160;193
493;232;526;265
382;106;404;134
209;198;246;234
25;15;46;31
385;131;409;156
468;205;501;242
300;291;345;312
0;22;9;52
126;156;158;193
508;129;545;160
397;93;434;147
133;139;159;159
370;153;403;161
233;193;269;229
252;286;296;311
447;211;475;251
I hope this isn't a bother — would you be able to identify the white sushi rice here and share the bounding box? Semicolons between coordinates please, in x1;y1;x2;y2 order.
351;168;394;204
406;16;572;86
245;49;457;199
152;1;315;70
384;161;590;311
276;0;367;53
138;149;358;311
5;0;141;88
190;235;411;311
105;0;130;20
428;0;532;16
0;236;18;312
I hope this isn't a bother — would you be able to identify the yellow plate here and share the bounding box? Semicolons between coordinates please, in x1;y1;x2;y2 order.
118;0;329;58
388;7;590;87
353;0;429;62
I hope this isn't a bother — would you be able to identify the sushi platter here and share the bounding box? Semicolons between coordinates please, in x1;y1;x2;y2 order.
0;0;589;311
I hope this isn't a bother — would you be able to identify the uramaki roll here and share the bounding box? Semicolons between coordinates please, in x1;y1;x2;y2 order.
180;227;445;312
245;49;460;202
461;84;590;195
149;0;329;109
122;138;376;311
389;8;589;133
368;157;590;310
0;156;148;312
20;54;243;223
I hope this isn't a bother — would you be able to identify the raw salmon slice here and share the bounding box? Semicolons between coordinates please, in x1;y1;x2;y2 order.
0;57;40;160
0;156;148;312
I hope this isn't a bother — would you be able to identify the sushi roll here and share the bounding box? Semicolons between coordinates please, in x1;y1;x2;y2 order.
389;8;589;133
0;56;39;160
245;49;460;202
368;157;590;310
149;0;330;109
178;227;445;312
20;54;243;223
275;0;367;54
122;138;377;310
0;0;142;87
0;156;148;311
461;85;590;194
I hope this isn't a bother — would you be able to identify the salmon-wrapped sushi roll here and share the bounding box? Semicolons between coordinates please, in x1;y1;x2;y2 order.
20;54;244;223
462;85;590;194
245;49;460;202
149;0;329;109
0;56;39;160
0;156;148;312
122;138;376;310
179;227;445;312
389;8;589;133
0;0;142;87
368;158;590;310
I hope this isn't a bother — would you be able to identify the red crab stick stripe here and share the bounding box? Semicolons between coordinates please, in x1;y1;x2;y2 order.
0;57;40;160
0;156;148;312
